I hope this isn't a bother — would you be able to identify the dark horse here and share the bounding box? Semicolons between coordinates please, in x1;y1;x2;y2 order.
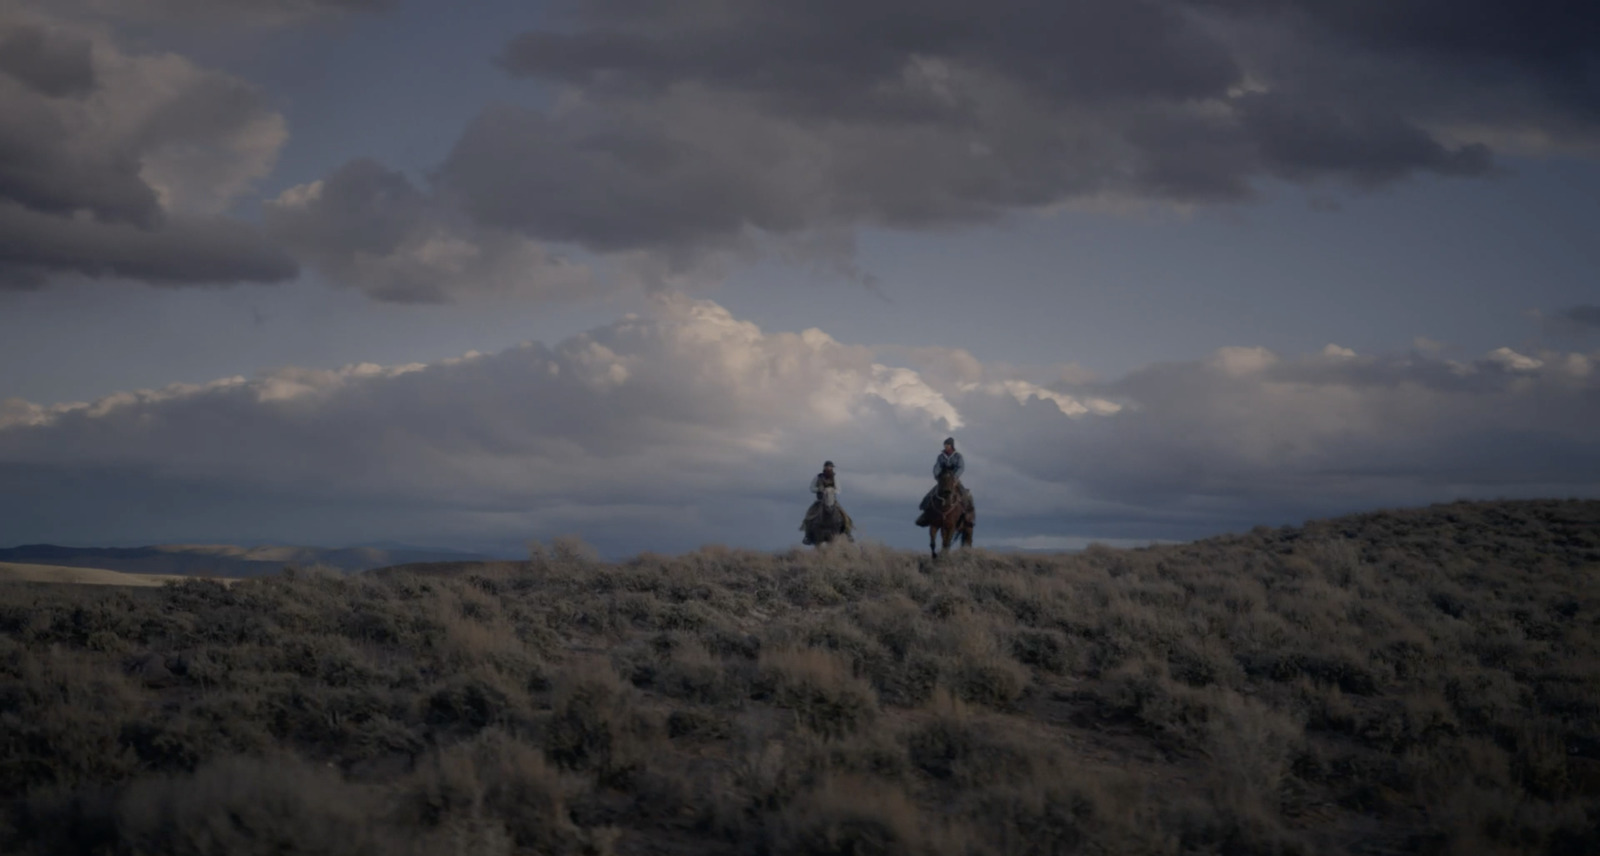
803;487;854;547
927;472;973;558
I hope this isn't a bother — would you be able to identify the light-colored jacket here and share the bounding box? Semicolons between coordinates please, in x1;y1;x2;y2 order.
933;451;964;480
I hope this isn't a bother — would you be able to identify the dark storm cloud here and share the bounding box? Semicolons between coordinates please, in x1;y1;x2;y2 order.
268;158;430;261
469;0;1260;252
436;104;803;253
264;158;595;303
1233;92;1495;186
219;0;393;12
0;20;95;98
412;0;1585;266
0;201;296;290
0;11;298;290
44;0;397;28
1561;305;1600;329
1198;0;1600;115
0;98;160;226
9;0;1592;301
501;0;1242;111
186;0;395;15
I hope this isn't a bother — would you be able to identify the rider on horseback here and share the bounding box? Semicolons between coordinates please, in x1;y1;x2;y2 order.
811;461;838;501
801;461;855;545
933;438;963;485
917;438;976;526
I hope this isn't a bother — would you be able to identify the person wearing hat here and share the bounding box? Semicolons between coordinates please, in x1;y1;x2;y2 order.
801;460;854;545
811;460;838;501
918;437;974;526
932;438;963;484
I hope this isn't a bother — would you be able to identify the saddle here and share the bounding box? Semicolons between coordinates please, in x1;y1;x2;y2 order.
915;479;974;526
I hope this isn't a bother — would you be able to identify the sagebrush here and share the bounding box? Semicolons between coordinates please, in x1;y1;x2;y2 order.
3;500;1598;854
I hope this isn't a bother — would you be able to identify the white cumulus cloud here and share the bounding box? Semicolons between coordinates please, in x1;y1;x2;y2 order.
3;299;1597;553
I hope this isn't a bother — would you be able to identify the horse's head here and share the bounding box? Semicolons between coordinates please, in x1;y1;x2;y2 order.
820;485;837;509
937;472;957;493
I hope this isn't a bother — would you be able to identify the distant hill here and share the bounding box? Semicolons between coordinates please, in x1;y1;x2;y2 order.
0;543;493;578
363;559;529;580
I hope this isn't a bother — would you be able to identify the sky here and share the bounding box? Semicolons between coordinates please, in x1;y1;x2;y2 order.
1;0;1598;558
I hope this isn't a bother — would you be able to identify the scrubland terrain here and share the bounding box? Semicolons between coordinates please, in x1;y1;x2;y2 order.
2;499;1598;855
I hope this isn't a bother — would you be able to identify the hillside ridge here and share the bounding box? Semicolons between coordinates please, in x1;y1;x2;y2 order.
3;497;1596;855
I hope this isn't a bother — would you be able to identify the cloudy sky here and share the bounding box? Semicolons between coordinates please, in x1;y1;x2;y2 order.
1;0;1597;557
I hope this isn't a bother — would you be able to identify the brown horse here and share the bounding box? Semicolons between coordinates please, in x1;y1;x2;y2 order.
928;473;973;558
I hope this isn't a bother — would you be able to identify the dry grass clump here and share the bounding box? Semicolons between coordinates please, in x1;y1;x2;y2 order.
760;647;880;738
114;755;388;856
404;729;592;855
904;691;1051;789
771;775;935;856
3;499;1599;854
13;754;401;856
543;661;663;789
646;634;750;707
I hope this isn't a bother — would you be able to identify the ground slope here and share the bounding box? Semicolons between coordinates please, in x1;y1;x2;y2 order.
0;543;493;578
0;562;236;587
1;499;1596;855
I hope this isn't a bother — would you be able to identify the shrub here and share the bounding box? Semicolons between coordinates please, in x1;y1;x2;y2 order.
865;649;942;708
544;664;659;787
1203;692;1304;815
760;648;879;738
969;785;1096;856
654;637;746;707
404;729;583;854
903;694;1055;789
667;708;734;741
770;776;928;856
951;651;1030;708
1009;628;1074;675
115;755;386;856
4;498;1598;856
0;650;146;793
423;669;526;734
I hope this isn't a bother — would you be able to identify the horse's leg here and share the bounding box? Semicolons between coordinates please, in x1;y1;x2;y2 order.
929;525;937;559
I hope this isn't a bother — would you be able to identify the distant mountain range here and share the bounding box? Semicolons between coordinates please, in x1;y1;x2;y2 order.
0;543;495;578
